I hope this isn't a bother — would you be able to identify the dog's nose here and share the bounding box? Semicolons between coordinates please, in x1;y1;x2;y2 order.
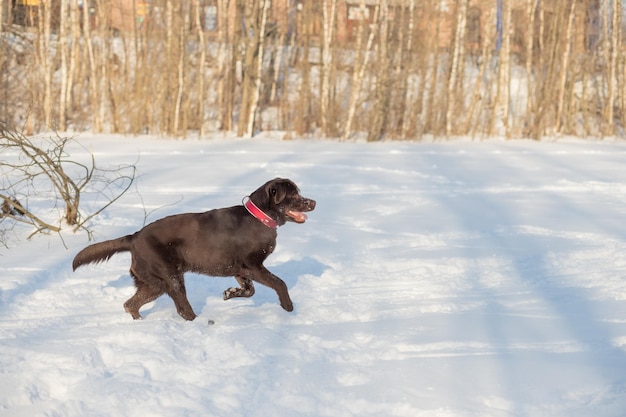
306;199;316;210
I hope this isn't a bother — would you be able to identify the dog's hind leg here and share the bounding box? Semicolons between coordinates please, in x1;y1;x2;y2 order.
124;274;165;320
223;275;256;300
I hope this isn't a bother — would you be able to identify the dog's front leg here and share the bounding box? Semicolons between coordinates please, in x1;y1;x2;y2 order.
252;267;294;312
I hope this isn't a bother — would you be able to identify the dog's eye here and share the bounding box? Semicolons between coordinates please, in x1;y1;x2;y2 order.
270;188;277;196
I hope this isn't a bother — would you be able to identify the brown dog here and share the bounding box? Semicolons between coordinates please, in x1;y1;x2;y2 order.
73;178;316;321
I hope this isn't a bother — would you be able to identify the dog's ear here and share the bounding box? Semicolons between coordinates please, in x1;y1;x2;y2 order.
268;182;287;205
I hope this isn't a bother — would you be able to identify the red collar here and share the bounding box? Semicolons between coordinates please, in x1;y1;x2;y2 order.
243;196;278;229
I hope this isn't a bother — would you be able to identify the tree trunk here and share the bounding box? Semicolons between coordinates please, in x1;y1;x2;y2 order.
174;3;189;137
613;1;626;133
269;31;286;104
446;0;469;136
423;5;442;136
555;0;576;133
321;0;337;136
37;0;53;129
368;0;390;142
604;0;620;135
344;1;378;140
491;0;511;136
217;0;234;132
68;0;80;122
193;0;207;137
465;5;495;136
530;0;546;138
237;0;269;137
400;0;416;137
245;0;269;137
237;0;255;137
524;0;537;137
59;0;68;131
82;0;100;131
296;0;312;135
163;0;175;134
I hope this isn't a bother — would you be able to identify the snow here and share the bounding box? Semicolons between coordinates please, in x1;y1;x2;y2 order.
2;134;626;417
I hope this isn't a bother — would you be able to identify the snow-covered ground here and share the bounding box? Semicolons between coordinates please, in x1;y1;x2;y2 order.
2;134;626;417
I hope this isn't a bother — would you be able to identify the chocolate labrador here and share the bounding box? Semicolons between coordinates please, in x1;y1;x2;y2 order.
72;178;316;321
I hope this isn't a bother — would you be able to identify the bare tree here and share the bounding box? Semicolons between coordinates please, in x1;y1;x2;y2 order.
617;1;626;131
447;0;469;136
36;0;53;129
321;0;337;136
237;0;270;137
67;0;80;124
400;0;417;137
0;128;135;239
604;0;620;135
59;0;69;131
524;0;538;137
2;0;623;140
528;0;548;139
245;0;270;137
163;0;176;134
556;0;577;133
193;0;207;137
344;1;379;140
173;2;190;136
422;3;444;137
492;0;512;136
465;4;496;136
217;0;235;132
368;0;391;142
82;0;100;132
295;0;313;136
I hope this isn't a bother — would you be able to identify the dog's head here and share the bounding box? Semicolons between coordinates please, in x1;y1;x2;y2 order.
249;178;316;226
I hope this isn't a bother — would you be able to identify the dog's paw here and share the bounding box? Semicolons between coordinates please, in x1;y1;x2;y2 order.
224;286;255;300
177;309;197;321
223;287;237;300
281;300;294;312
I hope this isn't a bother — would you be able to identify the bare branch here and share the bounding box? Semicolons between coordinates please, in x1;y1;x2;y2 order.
0;127;135;241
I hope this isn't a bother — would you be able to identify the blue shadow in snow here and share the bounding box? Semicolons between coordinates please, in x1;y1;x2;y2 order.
268;256;329;287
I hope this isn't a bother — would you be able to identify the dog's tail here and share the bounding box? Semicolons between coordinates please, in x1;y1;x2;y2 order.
72;235;133;271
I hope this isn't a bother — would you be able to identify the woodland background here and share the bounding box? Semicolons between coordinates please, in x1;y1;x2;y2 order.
0;0;625;140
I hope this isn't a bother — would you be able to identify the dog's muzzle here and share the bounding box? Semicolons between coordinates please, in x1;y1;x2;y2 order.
286;198;316;223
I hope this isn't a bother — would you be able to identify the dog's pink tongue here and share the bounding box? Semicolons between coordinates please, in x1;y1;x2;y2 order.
287;210;307;223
